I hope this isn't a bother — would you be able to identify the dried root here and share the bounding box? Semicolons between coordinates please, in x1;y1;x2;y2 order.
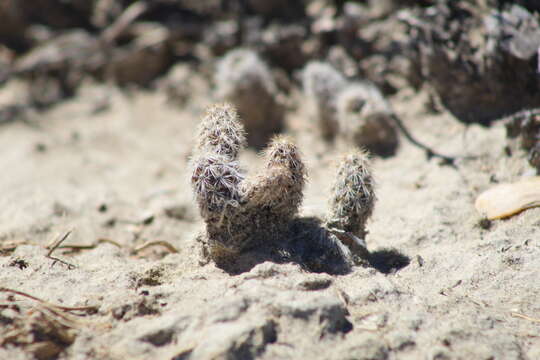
196;103;247;159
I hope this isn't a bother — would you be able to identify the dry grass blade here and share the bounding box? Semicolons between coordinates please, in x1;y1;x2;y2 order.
0;239;32;254
511;312;540;324
57;238;122;252
0;287;99;314
133;240;179;254
46;230;76;269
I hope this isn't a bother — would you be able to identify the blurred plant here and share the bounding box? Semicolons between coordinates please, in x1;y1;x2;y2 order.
336;82;398;157
302;61;347;141
215;49;285;149
302;60;458;163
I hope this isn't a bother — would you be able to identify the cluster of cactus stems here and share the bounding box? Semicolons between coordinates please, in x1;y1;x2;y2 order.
191;103;377;274
215;49;285;149
302;61;398;157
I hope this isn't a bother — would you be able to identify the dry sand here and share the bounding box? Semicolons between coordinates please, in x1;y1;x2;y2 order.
1;81;539;360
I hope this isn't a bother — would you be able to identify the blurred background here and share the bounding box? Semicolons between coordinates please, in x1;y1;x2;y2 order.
1;0;539;125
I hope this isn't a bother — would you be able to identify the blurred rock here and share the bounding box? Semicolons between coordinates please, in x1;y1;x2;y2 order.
190;317;277;359
498;0;540;13
2;0;537;122
504;108;540;172
407;3;540;124
203;20;239;56
92;0;125;29
0;104;26;125
0;45;15;84
14;30;102;107
19;0;94;30
258;23;308;71
327;46;359;78
269;292;352;336
247;0;306;20
0;0;28;49
15;30;101;74
107;23;172;86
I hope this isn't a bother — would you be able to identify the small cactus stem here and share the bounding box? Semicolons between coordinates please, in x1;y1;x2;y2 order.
196;103;246;159
244;135;306;220
302;61;347;140
190;153;245;223
327;149;376;239
263;135;305;177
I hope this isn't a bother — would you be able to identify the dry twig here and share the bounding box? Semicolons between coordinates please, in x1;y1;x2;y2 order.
133;240;178;254
46;230;76;269
511;312;540;324
0;287;98;314
0;239;32;254
101;1;150;45
57;238;122;252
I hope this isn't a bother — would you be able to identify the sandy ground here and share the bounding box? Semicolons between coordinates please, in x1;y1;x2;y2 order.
1;80;539;360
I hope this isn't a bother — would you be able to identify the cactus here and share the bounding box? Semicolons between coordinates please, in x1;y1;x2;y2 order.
196;103;247;159
215;49;285;149
191;103;377;274
327;149;376;240
336;82;398;157
302;61;347;140
191;103;247;257
243;135;306;221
